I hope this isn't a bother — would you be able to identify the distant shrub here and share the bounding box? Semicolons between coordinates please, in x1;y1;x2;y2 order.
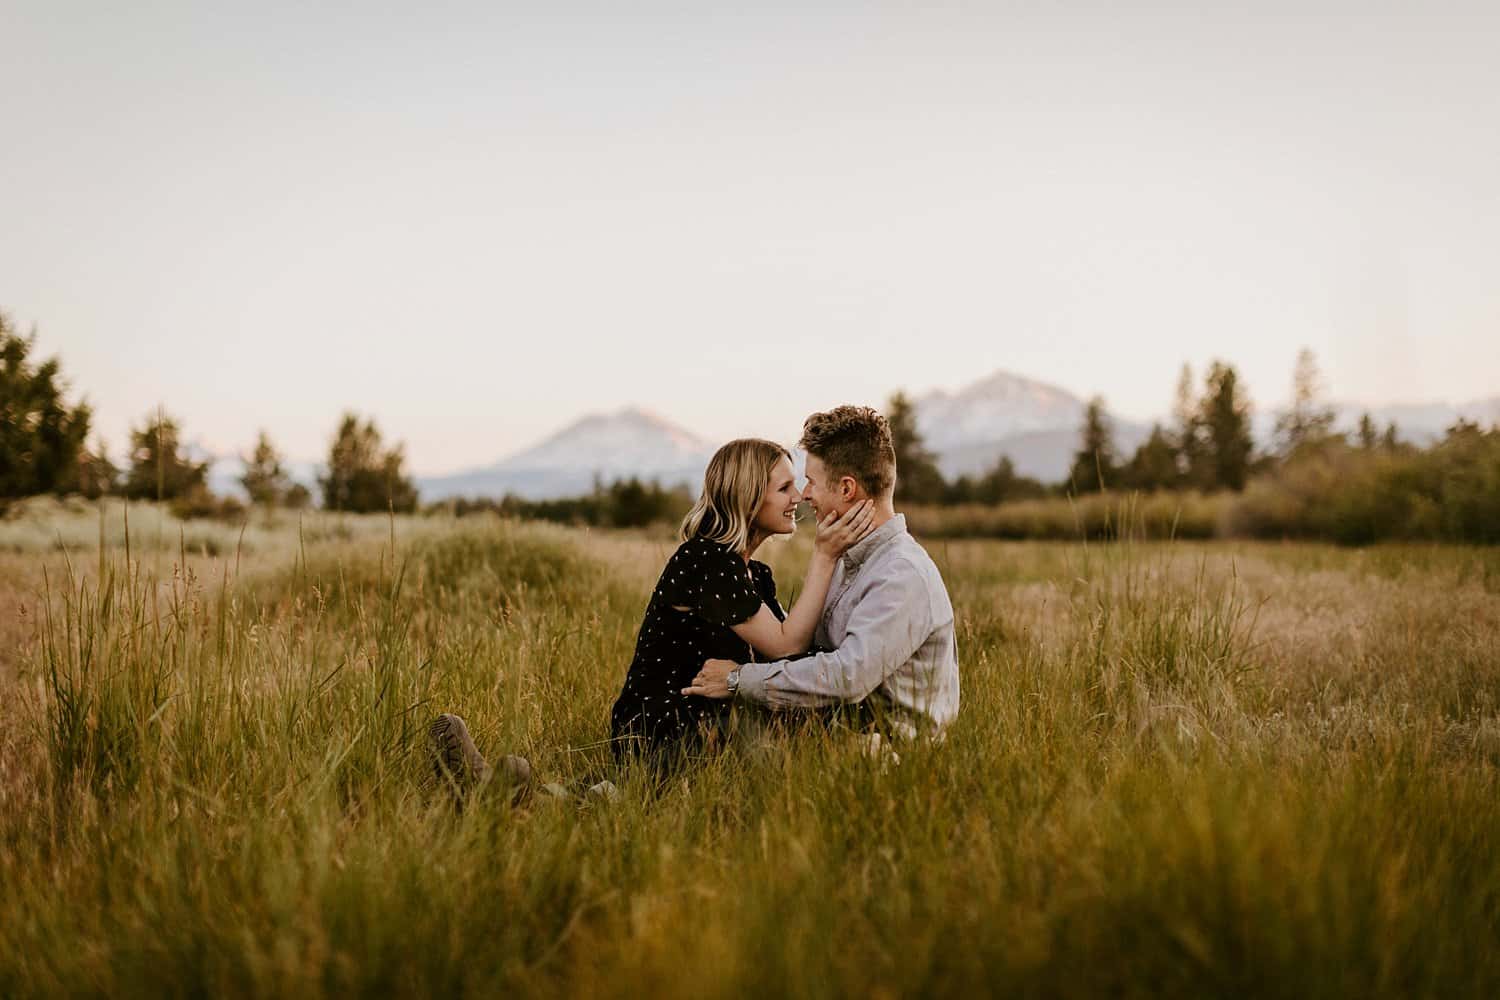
904;424;1498;546
283;483;313;510
239;431;291;507
942;456;1049;505
122;410;209;502
170;487;247;522
1227;422;1500;545
905;491;1225;541
428;477;692;530
320;413;418;514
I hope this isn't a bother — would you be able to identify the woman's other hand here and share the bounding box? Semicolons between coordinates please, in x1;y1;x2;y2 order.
813;499;876;560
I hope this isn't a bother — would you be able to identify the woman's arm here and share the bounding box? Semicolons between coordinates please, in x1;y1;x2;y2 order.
730;501;875;658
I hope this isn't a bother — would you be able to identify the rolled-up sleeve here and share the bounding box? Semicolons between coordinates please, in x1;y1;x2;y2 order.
737;564;932;709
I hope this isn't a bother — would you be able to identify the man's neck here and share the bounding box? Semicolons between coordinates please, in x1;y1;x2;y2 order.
862;497;897;530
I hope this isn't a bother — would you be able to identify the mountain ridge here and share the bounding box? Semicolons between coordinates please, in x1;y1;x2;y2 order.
410;382;1500;500
194;381;1500;502
913;371;1151;481
418;406;715;501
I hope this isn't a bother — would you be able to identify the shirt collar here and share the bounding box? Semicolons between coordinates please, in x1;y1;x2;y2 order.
843;513;906;571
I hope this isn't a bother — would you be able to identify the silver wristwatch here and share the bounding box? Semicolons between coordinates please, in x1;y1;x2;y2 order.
726;667;742;697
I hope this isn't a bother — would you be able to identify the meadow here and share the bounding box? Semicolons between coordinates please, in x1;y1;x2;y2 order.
1;497;1498;997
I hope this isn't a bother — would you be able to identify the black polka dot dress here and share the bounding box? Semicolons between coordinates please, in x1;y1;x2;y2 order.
609;537;784;760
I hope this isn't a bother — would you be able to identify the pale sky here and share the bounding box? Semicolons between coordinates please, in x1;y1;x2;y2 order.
3;1;1497;473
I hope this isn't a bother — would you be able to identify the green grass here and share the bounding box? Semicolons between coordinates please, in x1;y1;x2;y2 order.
1;504;1497;997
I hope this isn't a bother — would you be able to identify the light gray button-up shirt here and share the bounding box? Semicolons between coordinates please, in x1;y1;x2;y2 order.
736;513;960;737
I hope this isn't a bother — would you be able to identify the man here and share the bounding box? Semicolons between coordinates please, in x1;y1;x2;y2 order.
683;405;960;740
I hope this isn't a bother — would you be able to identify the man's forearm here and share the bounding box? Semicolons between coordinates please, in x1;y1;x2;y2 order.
739;565;932;711
736;658;837;709
736;637;889;710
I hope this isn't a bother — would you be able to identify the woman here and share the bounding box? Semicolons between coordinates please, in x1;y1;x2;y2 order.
609;438;875;761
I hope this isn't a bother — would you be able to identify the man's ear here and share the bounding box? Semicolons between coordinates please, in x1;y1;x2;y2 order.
839;476;859;501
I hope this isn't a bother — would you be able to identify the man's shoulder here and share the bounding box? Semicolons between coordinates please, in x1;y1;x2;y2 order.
873;533;953;618
855;535;943;591
883;532;943;578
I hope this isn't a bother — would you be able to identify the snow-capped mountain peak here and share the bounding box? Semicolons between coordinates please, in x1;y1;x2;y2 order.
419;407;715;500
915;371;1090;454
508;407;713;472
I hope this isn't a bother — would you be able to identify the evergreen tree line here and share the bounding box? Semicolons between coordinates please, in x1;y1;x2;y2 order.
6;313;1495;542
1065;359;1259;495
883;360;1262;505
1;314;415;516
1061;350;1412;496
3;313;674;521
889;347;1500;545
434;477;693;530
887;350;1420;503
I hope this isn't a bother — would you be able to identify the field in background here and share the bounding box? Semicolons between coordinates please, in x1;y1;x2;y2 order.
2;501;1498;997
903;491;1229;540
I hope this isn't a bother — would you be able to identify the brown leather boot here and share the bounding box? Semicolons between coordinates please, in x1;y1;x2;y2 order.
428;714;532;809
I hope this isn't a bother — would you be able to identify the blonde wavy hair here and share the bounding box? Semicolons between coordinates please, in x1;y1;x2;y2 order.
680;438;792;554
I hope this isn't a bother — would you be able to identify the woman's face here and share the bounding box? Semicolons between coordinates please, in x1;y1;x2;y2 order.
751;456;800;539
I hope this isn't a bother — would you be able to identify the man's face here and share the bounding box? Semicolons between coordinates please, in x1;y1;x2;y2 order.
801;454;854;520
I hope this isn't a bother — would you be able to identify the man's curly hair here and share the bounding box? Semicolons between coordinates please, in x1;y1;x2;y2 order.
799;405;897;498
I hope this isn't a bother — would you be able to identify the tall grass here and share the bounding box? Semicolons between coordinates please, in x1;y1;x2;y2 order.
0;494;386;557
1;509;1497;996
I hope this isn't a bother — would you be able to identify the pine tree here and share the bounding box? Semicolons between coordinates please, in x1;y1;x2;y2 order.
1123;424;1180;491
240;430;290;506
1172;362;1210;489
886;392;946;504
78;439;119;499
944;474;978;504
945;455;1044;505
1357;412;1379;450
1068;396;1119;494
319;413;418;513
123;409;209;501
1198;362;1254;491
1274;347;1336;456
976;455;1041;503
0;314;94;500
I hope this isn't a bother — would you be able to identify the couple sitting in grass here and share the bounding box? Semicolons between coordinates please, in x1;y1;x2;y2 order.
429;405;960;803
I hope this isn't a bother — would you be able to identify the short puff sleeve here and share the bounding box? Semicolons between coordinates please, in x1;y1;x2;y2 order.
665;539;763;627
750;560;785;621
